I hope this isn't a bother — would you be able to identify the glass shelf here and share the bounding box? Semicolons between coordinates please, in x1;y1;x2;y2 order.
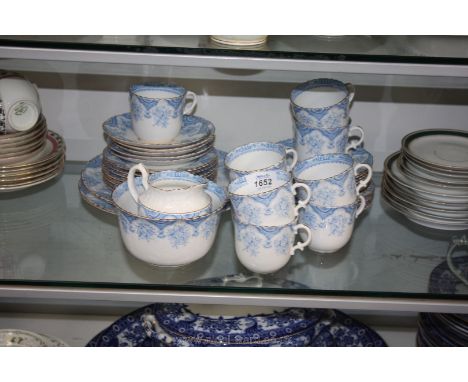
2;36;468;79
1;163;467;312
1;35;468;62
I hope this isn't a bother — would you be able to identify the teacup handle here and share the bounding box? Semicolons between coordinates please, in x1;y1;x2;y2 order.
285;148;298;171
355;194;366;218
346;82;355;103
354;163;372;194
290;224;312;255
127;163;150;203
292;182;311;216
183;91;198;115
446;235;468;286
345;126;365;153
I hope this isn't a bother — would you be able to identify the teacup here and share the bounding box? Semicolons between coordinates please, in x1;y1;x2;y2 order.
233;217;311;274
225;142;298;181
294;122;364;161
0;77;41;133
298;195;366;253
127;164;212;219
228;169;311;226
130;83;198;143
290;78;354;130
292;153;372;206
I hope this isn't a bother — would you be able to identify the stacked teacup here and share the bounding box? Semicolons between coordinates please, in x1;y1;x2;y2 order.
290;78;372;253
0;71;66;192
100;83;217;190
226;142;312;274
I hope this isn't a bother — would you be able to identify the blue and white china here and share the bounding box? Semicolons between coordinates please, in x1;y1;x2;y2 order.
78;179;117;215
277;138;374;167
293;153;372;206
103;113;213;148
233;217;311;274
298;195;365;253
112;174;227;267
103;145;217;172
129;83;198;143
87;303;386;347
294;123;364;161
290;78;355;130
81;154;113;203
228;169;311;226
225;142;298;181
0;77;41;133
127;164;212;219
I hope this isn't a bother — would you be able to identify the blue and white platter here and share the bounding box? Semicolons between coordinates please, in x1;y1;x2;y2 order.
87;301;386;347
103;113;215;148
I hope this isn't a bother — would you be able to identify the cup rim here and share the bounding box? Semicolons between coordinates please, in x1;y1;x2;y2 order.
293;153;353;183
228;169;291;197
142;199;213;217
112;178;226;222
225;141;287;173
290;78;350;111
130;83;186;100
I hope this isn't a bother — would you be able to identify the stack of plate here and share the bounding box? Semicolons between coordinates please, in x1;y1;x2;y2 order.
101;113;218;189
0;115;65;192
417;313;468;346
382;129;468;231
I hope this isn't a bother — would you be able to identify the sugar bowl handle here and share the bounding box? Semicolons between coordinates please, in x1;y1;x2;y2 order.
127;163;150;204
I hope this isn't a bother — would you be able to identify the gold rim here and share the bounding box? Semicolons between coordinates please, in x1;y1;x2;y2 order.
0;131;65;170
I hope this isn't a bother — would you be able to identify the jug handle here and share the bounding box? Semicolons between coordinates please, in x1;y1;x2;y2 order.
127;163;149;204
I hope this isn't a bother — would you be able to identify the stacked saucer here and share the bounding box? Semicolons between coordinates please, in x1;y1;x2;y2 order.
417;313;468;347
101;113;217;189
0;115;65;192
382;129;468;230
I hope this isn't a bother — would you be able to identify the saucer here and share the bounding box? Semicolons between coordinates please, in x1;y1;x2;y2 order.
0;329;68;347
402;129;468;172
81;154;113;203
103;113;215;148
78;178;117;215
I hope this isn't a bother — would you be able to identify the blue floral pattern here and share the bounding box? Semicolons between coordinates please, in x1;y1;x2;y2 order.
103;113;214;146
87;302;386;347
300;204;355;237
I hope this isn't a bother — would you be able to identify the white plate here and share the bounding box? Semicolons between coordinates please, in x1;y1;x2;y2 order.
386;152;468;203
0;329;68;347
103;113;215;148
403;129;468;171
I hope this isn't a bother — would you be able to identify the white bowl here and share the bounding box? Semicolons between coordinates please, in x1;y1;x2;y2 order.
112;175;227;267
